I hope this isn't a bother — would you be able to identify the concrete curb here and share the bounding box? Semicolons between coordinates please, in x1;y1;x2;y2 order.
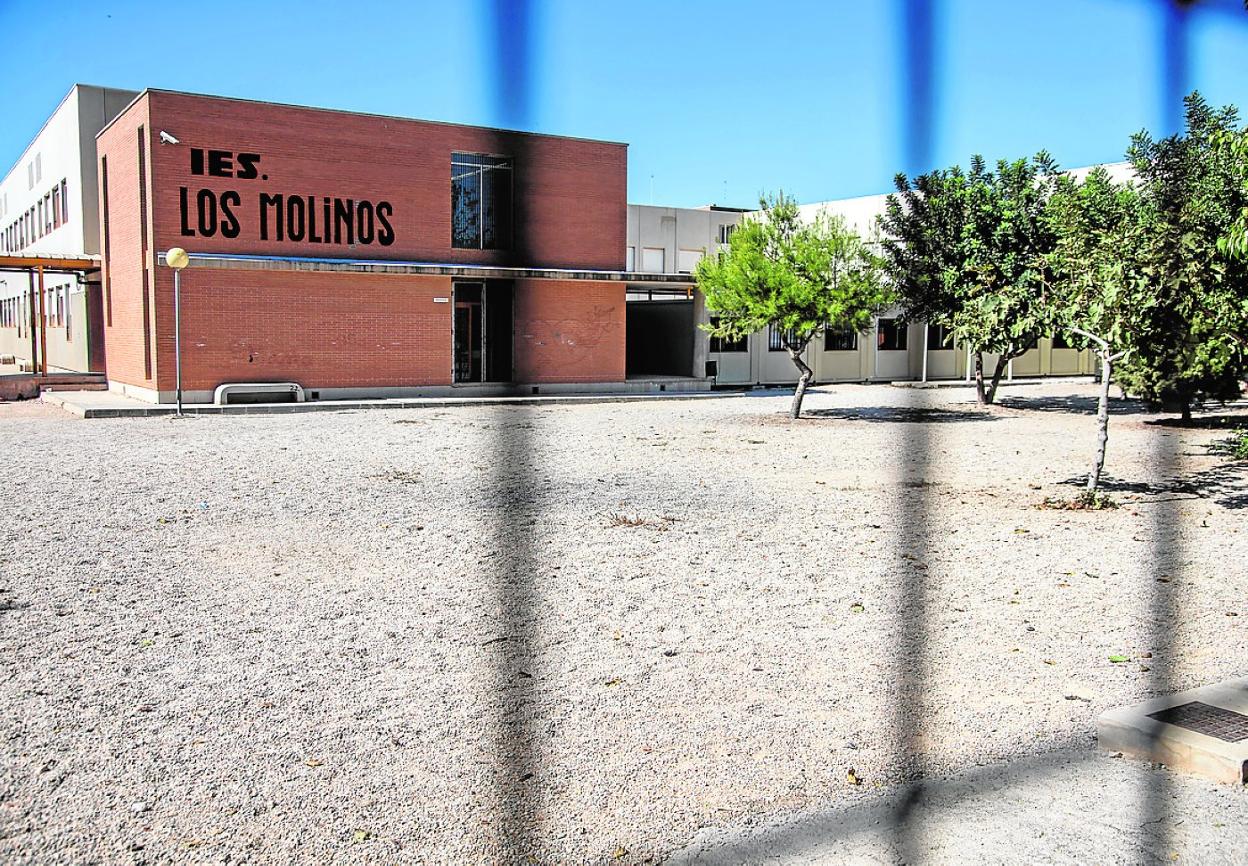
40;389;745;419
892;375;1097;389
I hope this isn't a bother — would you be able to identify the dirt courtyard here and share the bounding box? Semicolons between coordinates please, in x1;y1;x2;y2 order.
1;383;1246;863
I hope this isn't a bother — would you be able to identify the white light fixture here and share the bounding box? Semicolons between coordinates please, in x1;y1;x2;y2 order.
159;130;180;145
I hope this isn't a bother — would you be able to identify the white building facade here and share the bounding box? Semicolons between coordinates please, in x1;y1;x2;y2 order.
0;84;137;373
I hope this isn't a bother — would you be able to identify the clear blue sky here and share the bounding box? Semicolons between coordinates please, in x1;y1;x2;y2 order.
2;0;1246;208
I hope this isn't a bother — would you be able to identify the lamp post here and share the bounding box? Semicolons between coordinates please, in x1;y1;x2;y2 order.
165;248;190;415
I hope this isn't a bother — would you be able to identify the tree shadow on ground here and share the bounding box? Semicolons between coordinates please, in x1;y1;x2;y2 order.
1145;411;1248;430
1057;462;1248;510
800;407;996;424
997;394;1150;416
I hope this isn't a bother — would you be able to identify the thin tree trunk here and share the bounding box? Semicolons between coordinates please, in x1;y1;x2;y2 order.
973;352;987;404
787;345;814;419
1088;351;1113;493
1181;402;1192;423
984;353;1011;404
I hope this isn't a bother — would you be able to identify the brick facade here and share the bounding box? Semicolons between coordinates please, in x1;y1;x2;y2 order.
95;90;629;398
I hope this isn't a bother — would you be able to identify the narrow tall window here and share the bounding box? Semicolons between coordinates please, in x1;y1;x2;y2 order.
137;130;148;255
60;180;68;225
451;152;513;250
101;158;112;326
138;127;152;379
52;186;61;229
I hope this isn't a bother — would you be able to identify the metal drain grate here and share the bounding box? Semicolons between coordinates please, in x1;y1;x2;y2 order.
1147;701;1248;742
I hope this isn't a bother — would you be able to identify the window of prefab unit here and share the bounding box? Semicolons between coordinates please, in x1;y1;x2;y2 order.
769;325;798;352
925;323;953;349
451;153;513;250
708;317;747;353
677;249;703;274
718;224;736;244
824;324;859;352
877;318;907;351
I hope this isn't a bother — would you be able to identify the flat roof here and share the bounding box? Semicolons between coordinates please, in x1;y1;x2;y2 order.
159;251;694;285
97;87;629;149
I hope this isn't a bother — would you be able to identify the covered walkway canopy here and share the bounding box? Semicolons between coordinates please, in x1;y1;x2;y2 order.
0;254;101;377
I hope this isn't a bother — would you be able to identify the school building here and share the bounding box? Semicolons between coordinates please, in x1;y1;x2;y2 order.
1;84;1111;404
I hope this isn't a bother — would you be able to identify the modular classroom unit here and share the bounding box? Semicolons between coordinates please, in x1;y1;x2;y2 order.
626;197;1106;388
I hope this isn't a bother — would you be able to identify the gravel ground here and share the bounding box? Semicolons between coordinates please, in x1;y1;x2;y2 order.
0;382;1245;864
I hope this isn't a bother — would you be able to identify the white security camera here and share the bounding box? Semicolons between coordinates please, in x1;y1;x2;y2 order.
159;130;180;145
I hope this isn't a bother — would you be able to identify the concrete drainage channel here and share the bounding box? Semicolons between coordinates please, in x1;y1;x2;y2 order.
1098;676;1248;785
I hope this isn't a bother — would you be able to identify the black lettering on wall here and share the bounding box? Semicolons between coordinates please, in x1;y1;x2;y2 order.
333;199;354;245
306;196;323;243
260;192;283;241
236;153;261;180
196;189;218;237
179;187;195;236
286;195;306;242
207;150;233;177
356;200;374;245
190;148;205;176
376;201;395;246
220;191;241;239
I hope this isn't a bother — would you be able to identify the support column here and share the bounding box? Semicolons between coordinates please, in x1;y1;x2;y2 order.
691;288;709;379
27;272;37;372
37;267;48;376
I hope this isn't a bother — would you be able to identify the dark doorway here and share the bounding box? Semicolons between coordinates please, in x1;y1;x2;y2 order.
453;280;513;383
626;297;693;376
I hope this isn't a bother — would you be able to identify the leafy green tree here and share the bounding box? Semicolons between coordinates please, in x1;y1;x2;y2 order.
1046;168;1152;494
880;153;1061;404
1215;127;1248;261
696;193;891;418
1115;93;1248;419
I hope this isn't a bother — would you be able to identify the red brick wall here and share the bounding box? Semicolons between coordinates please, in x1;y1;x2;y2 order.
96;94;156;390
514;279;625;383
97;91;630;394
173;269;451;391
146;91;627;270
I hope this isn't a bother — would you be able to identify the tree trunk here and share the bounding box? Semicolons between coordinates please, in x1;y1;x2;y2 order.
984;353;1011;404
1181;402;1192;423
973;352;987;404
1088;352;1113;493
787;346;814;419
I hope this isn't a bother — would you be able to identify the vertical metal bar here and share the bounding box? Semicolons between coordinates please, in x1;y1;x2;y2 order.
37;266;47;376
174;268;183;415
481;281;488;383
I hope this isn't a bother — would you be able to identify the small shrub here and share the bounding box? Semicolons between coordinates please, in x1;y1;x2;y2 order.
1038;491;1119;511
1229;430;1248;461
